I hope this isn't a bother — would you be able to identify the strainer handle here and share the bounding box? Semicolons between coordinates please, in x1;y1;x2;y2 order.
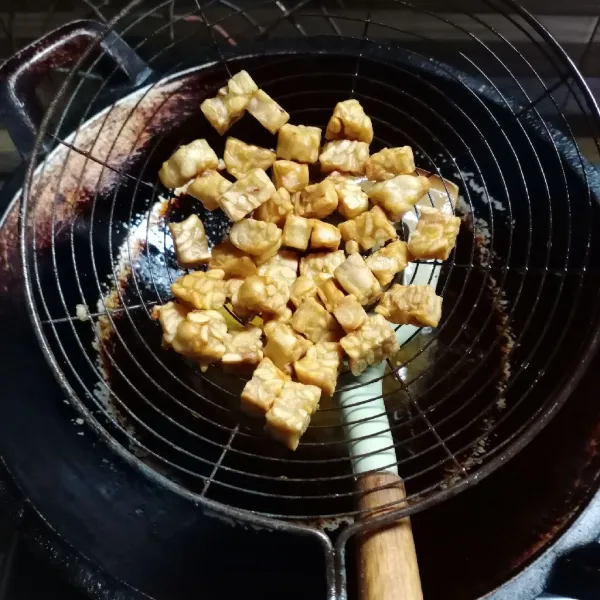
0;19;151;156
358;472;423;600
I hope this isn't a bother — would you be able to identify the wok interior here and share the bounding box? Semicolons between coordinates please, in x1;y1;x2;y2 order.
29;49;600;522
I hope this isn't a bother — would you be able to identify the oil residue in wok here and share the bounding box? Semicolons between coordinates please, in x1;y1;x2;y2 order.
81;175;514;528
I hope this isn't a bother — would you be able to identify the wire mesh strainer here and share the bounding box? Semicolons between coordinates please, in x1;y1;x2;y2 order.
15;1;600;598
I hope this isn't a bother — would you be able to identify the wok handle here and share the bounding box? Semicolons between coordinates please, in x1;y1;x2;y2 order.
0;19;150;156
358;472;423;600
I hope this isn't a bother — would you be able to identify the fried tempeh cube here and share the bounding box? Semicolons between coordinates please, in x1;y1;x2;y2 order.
222;325;264;367
229;218;282;257
340;314;400;376
254;187;293;227
319;140;370;175
338;206;397;251
171;269;227;310
241;357;288;417
226;278;255;321
334;253;381;305
237;275;290;317
200;96;233;136
345;240;360;255
300;250;346;281
200;70;258;135
223;137;276;179
201;97;237;136
368;174;431;222
328;173;369;219
209;241;257;279
294;342;343;397
253;236;282;266
263;321;312;370
310;220;342;251
258;250;299;288
365;146;415;181
365;240;409;286
168;214;211;267
332;294;367;333
247;89;290;134
171;310;229;364
277;124;322;164
265;381;321;450
316;277;345;312
375;284;442;327
217;168;276;222
159;139;219;188
188;170;232;211
282;214;313;251
226;278;244;299
291;298;343;343
290;275;318;308
272;160;309;193
408;206;461;260
265;307;293;324
325;99;373;144
153;301;190;348
222;70;258;107
294;179;338;219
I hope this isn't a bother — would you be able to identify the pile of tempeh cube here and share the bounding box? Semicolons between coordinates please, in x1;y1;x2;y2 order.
153;70;460;450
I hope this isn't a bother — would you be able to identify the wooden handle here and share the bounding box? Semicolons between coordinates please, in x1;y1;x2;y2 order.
358;472;423;600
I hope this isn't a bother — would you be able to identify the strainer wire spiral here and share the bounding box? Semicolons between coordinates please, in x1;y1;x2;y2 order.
18;0;600;597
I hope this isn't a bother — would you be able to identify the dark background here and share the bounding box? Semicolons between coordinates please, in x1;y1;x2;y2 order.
0;0;599;178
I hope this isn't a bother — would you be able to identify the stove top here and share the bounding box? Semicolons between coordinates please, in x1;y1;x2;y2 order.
1;451;599;600
0;468;91;600
0;462;142;600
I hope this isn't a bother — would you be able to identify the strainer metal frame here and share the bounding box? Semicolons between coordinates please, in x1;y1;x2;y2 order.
15;1;600;598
